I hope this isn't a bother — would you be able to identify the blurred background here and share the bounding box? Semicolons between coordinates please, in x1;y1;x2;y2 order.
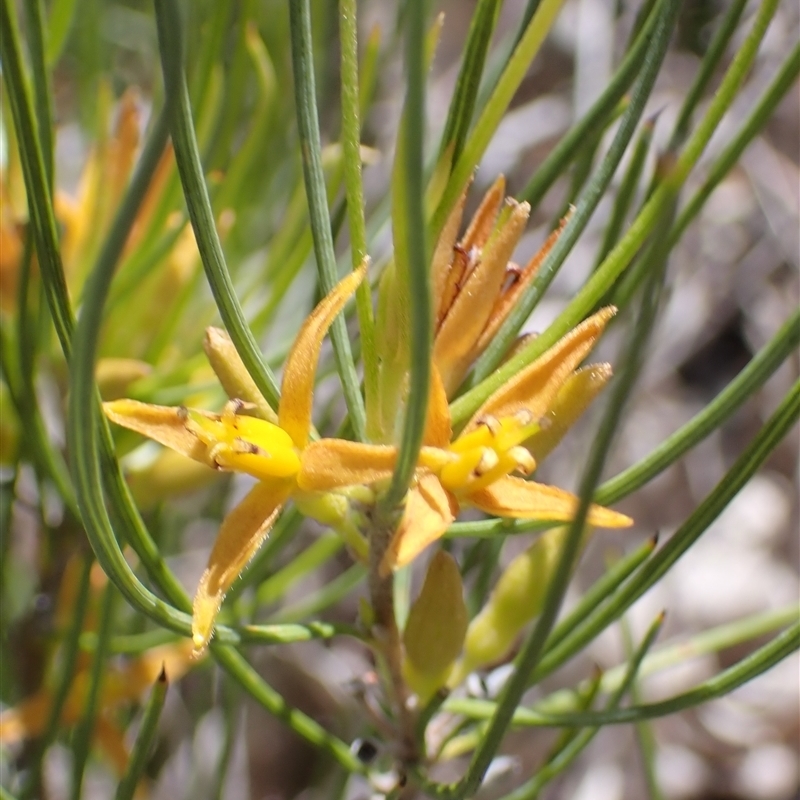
1;0;798;798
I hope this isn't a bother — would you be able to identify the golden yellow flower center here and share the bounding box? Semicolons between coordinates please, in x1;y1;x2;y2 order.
422;411;542;495
183;403;301;481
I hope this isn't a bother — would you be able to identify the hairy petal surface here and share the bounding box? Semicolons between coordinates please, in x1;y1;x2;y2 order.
298;439;396;492
466;307;616;431
525;363;613;462
381;473;458;575
434;200;531;395
103;399;213;465
279;264;366;447
193;478;293;651
423;365;453;448
469;475;632;528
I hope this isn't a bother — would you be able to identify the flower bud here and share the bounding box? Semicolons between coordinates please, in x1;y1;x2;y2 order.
127;449;219;509
451;528;565;685
402;551;468;703
95;358;151;401
203;327;277;422
525;364;612;462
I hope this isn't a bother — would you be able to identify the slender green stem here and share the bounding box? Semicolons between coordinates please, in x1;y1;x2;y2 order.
70;584;117;800
431;0;566;238
23;0;54;187
620;617;667;800
598;605;799;694
18;553;93;800
446;606;799;724
1;0;73;355
289;0;366;440
269;564;367;624
532;622;800;727
255;533;343;607
114;669;168;800
544;536;658;654
453;0;781;426
45;0;79;64
66;105;194;628
211;644;366;773
382;0;430;509
503;613;665;800
0;326;78;517
534;380;800;682
437;0;501;168
154;0;280;409
669;41;800;247
668;0;748;148
519;0;661;209
465;0;679;393
339;0;379;437
596;306;800;505
594;116;655;269
238;620;361;644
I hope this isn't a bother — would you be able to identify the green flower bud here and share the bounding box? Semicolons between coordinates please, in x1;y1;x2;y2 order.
451;527;565;685
402;551;468;703
95;358;151;401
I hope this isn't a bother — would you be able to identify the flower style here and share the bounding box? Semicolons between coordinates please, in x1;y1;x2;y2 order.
299;306;633;575
105;265;380;652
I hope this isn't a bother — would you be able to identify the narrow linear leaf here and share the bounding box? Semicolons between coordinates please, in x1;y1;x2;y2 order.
289;0;367;440
114;669;168;800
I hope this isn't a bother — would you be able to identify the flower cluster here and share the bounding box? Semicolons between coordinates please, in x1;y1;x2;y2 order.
104;184;632;656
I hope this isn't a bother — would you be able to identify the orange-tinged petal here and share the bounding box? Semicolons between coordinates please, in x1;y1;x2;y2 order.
433;184;469;326
381;473;458;575
193;478;293;652
103;399;213;466
297;439;396;492
278;263;367;447
423;365;452;448
461;175;506;252
474;213;571;355
434;199;530;395
525;363;612;462
468;475;633;528
465;307;616;432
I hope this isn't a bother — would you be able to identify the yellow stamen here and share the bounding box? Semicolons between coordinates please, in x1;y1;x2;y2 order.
184;408;301;480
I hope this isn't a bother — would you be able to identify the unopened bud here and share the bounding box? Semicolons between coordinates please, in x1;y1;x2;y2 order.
128;449;219;509
95;358;151;401
450;528;565;686
525;364;612;462
203;327;277;423
402;551;468;703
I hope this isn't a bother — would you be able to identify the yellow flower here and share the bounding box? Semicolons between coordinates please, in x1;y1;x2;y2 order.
431;175;570;396
300;306;633;575
105;265;382;652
